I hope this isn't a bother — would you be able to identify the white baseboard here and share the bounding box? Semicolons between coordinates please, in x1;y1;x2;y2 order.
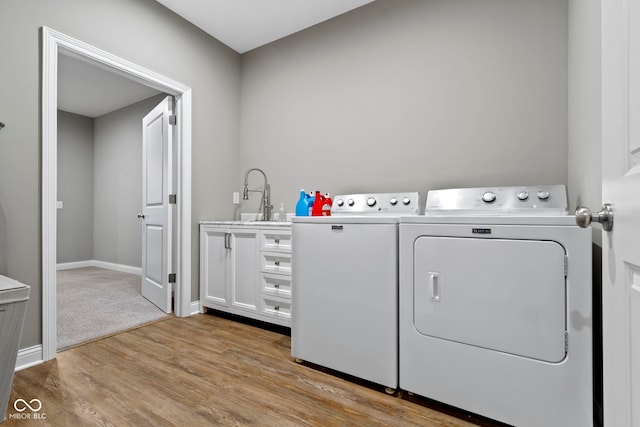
15;345;43;371
56;260;94;270
190;301;200;316
57;260;141;275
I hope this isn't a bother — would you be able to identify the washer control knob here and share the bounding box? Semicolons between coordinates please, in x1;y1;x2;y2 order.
537;190;550;200
389;197;398;206
367;197;377;207
517;191;529;201
402;197;411;205
336;199;344;207
347;199;355;207
482;192;497;203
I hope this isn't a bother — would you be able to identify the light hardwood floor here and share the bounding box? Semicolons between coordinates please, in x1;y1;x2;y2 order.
5;313;506;426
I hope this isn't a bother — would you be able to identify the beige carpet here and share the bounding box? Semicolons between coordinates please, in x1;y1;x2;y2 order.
57;267;169;351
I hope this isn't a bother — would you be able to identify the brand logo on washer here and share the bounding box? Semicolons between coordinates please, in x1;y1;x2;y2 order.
472;228;491;234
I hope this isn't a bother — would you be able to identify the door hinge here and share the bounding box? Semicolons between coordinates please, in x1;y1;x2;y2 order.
169;194;177;204
168;273;176;283
169;114;177;125
564;255;568;277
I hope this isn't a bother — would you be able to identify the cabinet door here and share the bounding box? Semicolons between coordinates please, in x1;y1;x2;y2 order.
201;228;229;307
229;229;259;312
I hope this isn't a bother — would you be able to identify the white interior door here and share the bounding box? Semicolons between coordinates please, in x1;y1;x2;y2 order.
601;1;640;425
140;96;173;313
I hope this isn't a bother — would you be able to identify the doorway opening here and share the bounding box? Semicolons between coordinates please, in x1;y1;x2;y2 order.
42;27;193;361
56;94;172;351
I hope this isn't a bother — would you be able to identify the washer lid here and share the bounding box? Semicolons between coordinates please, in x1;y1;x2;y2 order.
425;185;568;216
292;215;400;224
0;275;30;303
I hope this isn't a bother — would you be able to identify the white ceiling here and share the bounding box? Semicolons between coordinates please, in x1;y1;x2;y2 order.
156;0;376;54
59;0;375;117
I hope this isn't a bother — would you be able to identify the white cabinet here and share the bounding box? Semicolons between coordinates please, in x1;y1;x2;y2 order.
200;226;260;315
200;223;292;327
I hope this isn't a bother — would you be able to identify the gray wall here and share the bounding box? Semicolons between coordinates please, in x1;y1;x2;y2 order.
93;95;166;268
239;0;569;213
568;0;602;246
0;0;241;349
57;111;94;264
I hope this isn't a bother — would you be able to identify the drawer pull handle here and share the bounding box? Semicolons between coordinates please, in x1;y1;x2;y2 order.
275;239;280;244
274;283;280;288
274;306;280;311
274;261;280;266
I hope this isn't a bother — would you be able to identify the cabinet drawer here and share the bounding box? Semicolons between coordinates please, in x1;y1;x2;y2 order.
261;230;292;252
260;273;292;297
261;296;292;319
261;252;292;274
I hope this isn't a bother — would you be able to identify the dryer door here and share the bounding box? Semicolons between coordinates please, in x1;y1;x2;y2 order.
414;236;566;362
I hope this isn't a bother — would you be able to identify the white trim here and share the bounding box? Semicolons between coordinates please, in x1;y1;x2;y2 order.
56;260;94;270
56;260;142;275
42;27;193;362
190;301;201;316
15;345;43;372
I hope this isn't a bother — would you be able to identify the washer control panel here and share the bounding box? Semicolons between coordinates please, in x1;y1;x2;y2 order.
425;185;568;215
331;192;420;215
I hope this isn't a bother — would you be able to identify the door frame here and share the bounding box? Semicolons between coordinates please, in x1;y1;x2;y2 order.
41;27;192;361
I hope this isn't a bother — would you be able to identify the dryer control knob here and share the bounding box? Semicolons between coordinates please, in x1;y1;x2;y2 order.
389;197;398;206
336;199;344;207
367;197;377;207
347;199;355;207
402;197;411;205
482;192;497;203
537;190;550;200
517;191;529;201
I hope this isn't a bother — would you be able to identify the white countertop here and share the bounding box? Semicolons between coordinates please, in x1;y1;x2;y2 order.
201;212;293;226
200;220;291;227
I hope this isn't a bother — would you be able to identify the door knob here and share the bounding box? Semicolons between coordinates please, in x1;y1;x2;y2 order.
137;213;145;219
575;204;613;231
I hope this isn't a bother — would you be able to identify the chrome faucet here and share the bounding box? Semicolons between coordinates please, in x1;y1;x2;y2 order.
242;168;273;221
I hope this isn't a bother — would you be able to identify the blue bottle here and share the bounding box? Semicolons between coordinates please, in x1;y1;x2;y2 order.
295;190;310;216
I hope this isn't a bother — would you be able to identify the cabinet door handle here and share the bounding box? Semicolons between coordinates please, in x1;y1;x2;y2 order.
274;260;280;266
274;283;280;288
274;306;280;311
224;233;231;250
274;239;280;244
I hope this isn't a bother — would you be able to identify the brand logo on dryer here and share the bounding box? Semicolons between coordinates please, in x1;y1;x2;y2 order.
472;228;492;234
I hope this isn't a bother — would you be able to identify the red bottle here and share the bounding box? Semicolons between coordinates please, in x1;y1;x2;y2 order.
322;193;332;216
311;191;324;216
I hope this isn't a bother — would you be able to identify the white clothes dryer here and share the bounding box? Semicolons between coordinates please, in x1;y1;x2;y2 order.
292;192;419;391
399;185;592;427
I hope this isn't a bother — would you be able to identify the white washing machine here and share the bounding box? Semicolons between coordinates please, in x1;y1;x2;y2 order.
292;192;419;391
399;185;592;427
